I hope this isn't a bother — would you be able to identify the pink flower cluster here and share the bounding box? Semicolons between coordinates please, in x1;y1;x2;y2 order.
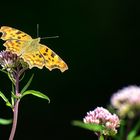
0;51;18;71
0;51;28;72
111;85;140;118
83;107;120;136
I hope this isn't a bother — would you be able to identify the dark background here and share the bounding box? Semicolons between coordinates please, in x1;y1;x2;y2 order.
0;0;140;139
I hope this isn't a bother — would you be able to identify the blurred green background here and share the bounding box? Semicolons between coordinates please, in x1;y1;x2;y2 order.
0;0;140;139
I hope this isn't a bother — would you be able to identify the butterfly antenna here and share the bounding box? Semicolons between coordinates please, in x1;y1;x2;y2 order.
37;24;59;39
41;36;59;39
37;24;39;37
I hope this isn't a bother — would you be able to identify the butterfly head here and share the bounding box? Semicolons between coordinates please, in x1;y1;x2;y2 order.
31;37;41;45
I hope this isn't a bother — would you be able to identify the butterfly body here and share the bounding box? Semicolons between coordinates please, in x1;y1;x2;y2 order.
18;38;41;55
0;26;68;72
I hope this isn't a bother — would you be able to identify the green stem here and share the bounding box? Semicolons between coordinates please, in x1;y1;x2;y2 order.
9;99;20;140
99;134;105;140
9;68;20;140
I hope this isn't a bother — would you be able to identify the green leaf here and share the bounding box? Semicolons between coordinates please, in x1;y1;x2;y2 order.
11;83;15;106
11;92;15;107
21;74;34;94
72;120;104;132
12;83;15;93
0;69;8;75
8;72;16;85
133;136;140;140
0;91;12;107
0;91;9;102
0;69;15;85
0;118;12;125
116;120;126;140
21;90;50;102
19;72;25;81
127;120;140;140
99;135;104;140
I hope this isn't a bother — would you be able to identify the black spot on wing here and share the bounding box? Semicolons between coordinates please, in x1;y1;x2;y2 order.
10;33;15;37
39;54;43;58
16;31;22;34
45;48;48;52
22;34;27;37
35;53;42;58
51;52;55;58
16;40;21;44
43;53;47;56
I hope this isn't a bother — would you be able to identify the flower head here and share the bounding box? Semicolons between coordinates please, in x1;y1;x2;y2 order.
111;85;140;118
0;51;28;72
0;51;18;71
83;107;120;136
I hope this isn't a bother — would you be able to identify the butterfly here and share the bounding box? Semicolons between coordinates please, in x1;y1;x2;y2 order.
0;26;68;72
